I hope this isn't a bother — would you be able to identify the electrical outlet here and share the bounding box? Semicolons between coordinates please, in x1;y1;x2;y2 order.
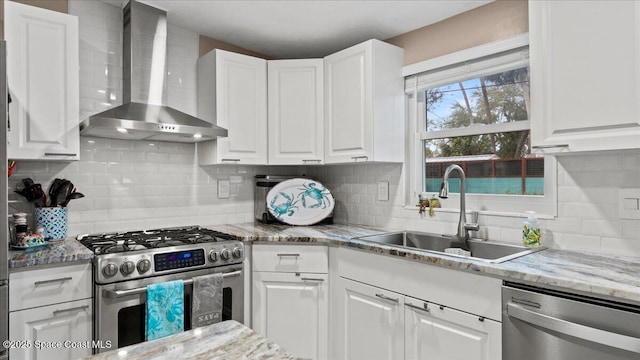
377;181;389;201
218;180;230;199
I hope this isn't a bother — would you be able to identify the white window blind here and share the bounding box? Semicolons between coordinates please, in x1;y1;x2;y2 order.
405;47;529;94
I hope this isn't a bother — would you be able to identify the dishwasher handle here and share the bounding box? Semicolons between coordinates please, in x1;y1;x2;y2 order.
507;302;640;354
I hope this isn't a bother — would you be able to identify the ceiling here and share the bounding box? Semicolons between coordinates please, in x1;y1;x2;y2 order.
115;1;492;59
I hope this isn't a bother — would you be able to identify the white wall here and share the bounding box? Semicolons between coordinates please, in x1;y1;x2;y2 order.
7;0;302;235
307;150;640;257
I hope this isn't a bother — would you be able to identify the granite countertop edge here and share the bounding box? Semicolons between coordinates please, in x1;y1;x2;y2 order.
207;222;640;306
83;320;295;360
8;237;94;270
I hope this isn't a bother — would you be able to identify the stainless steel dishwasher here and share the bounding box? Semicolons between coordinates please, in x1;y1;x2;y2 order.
503;283;640;360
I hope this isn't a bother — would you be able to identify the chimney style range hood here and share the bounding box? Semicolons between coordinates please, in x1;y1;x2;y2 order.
79;0;227;143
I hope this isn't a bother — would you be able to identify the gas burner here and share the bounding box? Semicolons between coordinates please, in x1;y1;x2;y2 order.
148;240;186;248
98;243;147;255
83;239;149;255
78;226;235;255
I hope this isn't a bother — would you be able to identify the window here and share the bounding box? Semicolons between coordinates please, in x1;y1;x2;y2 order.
405;35;556;215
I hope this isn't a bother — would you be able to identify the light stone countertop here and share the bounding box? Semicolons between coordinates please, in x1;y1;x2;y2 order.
8;237;93;269
83;320;296;360
206;222;640;306
8;222;640;306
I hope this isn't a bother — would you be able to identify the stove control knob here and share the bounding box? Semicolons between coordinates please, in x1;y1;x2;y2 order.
120;261;135;276
137;259;151;273
232;247;243;259
209;250;219;262
102;263;118;277
220;248;231;260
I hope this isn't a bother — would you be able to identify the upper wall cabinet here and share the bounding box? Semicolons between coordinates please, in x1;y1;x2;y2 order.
197;49;268;165
324;39;404;164
6;1;80;161
529;1;640;154
268;59;324;165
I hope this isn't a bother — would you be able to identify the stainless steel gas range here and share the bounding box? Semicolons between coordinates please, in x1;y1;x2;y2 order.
78;226;244;353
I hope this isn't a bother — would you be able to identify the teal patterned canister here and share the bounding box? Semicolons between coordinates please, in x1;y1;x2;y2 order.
35;207;68;240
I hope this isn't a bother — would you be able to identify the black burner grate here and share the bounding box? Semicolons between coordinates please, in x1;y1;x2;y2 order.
78;226;235;254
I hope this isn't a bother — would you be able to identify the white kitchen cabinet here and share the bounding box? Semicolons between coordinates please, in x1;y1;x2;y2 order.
8;263;93;360
9;299;92;360
404;296;501;360
197;49;268;165
252;272;328;360
323;39;404;164
5;1;80;161
332;276;501;360
529;1;640;153
268;59;324;165
329;247;502;360
252;244;328;360
333;276;404;360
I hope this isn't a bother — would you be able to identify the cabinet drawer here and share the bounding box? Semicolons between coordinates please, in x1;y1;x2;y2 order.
10;263;91;311
253;244;328;273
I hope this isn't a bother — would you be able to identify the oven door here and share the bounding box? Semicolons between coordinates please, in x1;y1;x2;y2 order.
95;264;243;352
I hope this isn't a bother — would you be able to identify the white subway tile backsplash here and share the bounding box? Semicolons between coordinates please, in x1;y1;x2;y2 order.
580;219;621;238
499;227;521;244
145;152;170;163
557;185;583;202
622;220;640;240
547;217;582;233
601;237;640;257
93;173;122;185
558;233;602;253
560;202;604;219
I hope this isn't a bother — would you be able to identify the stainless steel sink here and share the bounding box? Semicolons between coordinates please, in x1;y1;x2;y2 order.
352;231;544;263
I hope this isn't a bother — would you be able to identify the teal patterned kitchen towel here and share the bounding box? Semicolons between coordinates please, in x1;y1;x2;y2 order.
146;280;184;341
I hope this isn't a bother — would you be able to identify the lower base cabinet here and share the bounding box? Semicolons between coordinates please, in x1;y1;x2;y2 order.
333;276;501;360
252;272;328;359
333;277;404;360
404;296;501;360
8;298;92;360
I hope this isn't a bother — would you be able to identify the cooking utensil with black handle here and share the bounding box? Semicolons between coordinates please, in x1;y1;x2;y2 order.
48;178;64;206
61;192;84;207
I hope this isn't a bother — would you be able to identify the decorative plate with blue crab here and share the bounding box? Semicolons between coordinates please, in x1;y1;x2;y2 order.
266;178;335;226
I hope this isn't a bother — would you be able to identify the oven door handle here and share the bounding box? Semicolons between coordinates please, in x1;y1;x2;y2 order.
102;270;242;299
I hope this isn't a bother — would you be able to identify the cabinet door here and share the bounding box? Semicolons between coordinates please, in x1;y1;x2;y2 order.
324;41;373;164
216;50;267;164
252;272;328;360
9;299;92;360
5;1;79;161
404;296;501;360
530;1;640;153
268;59;324;165
333;277;403;360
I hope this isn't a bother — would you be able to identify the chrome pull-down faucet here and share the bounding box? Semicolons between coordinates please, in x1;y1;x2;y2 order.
438;164;480;243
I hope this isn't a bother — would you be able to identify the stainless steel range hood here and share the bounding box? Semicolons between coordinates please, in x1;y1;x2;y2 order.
80;0;227;143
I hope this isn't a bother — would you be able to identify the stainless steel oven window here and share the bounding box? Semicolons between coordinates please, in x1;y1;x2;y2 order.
95;265;243;352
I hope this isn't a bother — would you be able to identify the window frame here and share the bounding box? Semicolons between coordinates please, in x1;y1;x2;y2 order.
404;34;557;217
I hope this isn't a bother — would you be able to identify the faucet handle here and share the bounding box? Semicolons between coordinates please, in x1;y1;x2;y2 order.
469;210;478;224
465;211;480;232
